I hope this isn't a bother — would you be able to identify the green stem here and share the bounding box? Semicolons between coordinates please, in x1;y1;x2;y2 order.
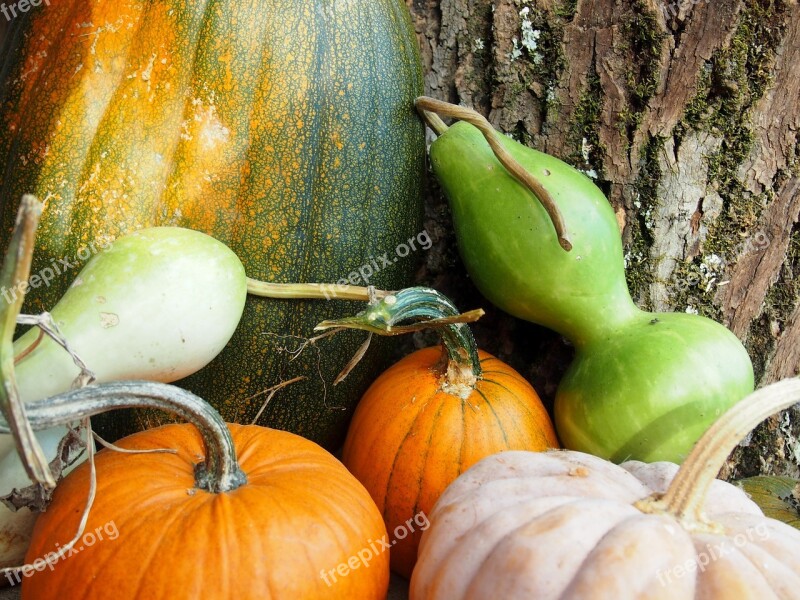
414;96;572;252
0;195;54;488
419;109;449;136
0;381;247;494
246;278;392;302
635;378;800;531
315;287;483;385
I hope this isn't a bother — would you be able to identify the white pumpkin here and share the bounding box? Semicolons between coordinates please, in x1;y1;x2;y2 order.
410;379;800;599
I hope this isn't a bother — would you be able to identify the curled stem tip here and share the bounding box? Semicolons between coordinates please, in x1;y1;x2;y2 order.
316;287;483;381
414;96;572;252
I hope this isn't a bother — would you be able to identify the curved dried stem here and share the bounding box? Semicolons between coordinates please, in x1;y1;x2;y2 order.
0;381;247;494
415;96;572;252
0;195;54;488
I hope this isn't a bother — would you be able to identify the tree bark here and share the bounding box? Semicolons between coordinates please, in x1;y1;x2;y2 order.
407;0;800;478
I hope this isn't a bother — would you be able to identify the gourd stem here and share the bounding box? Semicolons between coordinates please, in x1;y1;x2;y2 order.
638;378;800;526
419;109;449;136
0;195;55;488
414;96;572;252
0;381;247;494
315;287;483;384
246;278;392;302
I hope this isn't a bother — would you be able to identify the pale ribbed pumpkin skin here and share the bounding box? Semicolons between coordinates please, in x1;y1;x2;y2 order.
23;423;390;599
342;348;559;578
410;451;800;599
0;0;424;448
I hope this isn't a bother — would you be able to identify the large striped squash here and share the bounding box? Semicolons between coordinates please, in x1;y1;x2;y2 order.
0;0;424;448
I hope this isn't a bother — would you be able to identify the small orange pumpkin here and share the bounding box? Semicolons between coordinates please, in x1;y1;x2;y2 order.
321;287;559;577
17;382;389;599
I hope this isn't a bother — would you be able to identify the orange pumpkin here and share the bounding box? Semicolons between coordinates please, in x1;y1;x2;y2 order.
18;382;389;599
322;287;559;578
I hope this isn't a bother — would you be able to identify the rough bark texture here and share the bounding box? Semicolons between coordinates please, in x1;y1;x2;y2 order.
406;0;800;478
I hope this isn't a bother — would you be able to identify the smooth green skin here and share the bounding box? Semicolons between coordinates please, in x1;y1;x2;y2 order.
555;311;754;463
430;121;754;462
431;122;638;346
12;227;247;399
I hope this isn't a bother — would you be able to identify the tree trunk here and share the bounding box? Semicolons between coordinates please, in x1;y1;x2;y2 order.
407;0;800;478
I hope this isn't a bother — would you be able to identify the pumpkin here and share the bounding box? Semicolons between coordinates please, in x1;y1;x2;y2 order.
414;97;754;463
12;382;390;599
410;378;800;599
0;0;425;449
319;287;559;578
1;220;248;569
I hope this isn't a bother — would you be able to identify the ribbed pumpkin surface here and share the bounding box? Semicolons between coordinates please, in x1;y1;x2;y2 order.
342;347;559;577
23;423;390;599
0;0;424;448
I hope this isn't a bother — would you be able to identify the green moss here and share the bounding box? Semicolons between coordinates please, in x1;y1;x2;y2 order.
625;135;664;306
565;69;605;175
505;4;568;132
673;0;789;320
747;316;775;383
618;1;667;145
459;1;495;106
554;0;578;20
666;260;725;320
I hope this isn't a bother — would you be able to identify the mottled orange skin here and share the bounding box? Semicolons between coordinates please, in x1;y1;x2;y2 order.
341;347;559;578
23;424;389;599
0;0;424;447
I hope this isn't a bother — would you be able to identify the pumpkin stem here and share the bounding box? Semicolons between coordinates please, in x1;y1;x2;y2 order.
0;380;247;494
414;96;573;252
315;287;483;386
246;278;393;302
0;195;56;489
635;378;800;528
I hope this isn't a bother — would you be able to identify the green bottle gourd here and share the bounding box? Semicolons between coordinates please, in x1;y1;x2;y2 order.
417;98;754;464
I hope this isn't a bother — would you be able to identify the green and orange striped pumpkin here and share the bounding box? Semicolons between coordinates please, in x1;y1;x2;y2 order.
0;0;424;448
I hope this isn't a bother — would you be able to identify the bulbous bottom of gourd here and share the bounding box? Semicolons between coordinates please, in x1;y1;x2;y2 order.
554;310;754;464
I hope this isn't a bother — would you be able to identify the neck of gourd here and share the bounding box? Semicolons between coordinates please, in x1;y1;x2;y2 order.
555;292;643;351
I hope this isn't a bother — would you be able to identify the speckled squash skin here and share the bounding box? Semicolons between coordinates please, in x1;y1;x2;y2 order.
0;1;425;448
